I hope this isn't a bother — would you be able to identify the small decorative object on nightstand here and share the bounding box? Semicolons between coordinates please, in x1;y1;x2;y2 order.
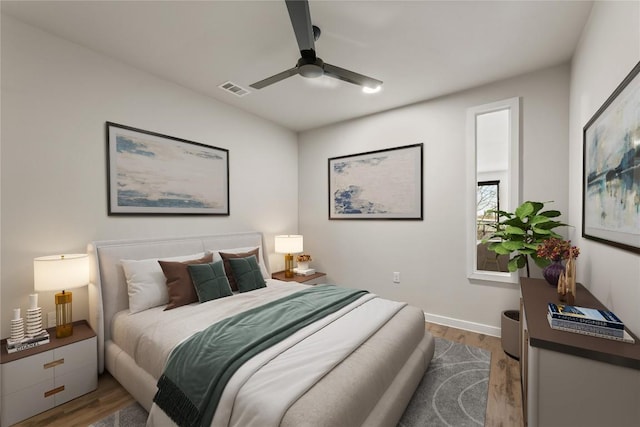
10;308;25;341
6;294;51;354
26;293;44;337
294;253;314;275
0;320;97;426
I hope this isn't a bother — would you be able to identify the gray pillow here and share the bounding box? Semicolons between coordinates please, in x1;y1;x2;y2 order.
228;255;266;293
187;261;233;302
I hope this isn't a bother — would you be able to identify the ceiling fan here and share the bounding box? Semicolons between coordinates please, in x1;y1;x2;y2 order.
250;0;383;91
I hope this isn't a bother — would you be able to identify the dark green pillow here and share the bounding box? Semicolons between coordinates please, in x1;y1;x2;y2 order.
187;261;233;302
228;255;266;293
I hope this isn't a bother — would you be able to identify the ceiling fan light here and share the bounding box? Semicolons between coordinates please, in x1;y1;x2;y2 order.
362;85;382;94
299;64;324;78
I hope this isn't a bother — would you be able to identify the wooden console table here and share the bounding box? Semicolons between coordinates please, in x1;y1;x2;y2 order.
520;278;640;427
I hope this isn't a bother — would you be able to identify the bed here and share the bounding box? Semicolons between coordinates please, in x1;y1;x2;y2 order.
87;231;434;426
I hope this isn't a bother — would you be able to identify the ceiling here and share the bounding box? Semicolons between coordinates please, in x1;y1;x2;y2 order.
1;1;593;132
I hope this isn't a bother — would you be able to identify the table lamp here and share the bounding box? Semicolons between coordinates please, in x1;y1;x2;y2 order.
275;235;303;278
34;253;89;338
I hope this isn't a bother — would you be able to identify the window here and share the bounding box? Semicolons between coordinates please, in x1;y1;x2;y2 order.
466;98;520;283
477;180;499;241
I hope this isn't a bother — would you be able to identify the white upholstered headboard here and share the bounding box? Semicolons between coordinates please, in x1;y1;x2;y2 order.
87;231;269;373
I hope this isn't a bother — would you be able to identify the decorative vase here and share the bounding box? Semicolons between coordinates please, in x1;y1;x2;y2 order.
542;259;564;286
297;261;309;270
557;257;578;303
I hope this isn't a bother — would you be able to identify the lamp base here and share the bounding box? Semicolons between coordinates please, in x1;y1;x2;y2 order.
56;323;73;338
55;290;74;338
284;254;294;278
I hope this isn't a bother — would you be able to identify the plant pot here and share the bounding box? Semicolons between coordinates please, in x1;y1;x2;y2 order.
501;309;520;360
297;262;310;270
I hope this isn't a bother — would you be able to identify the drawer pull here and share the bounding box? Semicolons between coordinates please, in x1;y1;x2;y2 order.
44;358;65;369
44;385;65;397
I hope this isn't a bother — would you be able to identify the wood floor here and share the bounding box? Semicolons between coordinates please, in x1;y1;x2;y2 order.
14;322;523;427
425;323;524;427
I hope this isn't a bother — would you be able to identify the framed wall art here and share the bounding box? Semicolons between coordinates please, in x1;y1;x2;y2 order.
328;143;423;220
582;61;640;254
106;122;229;215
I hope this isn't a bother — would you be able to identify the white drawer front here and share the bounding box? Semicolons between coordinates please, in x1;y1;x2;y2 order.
1;379;55;426
53;361;98;406
53;337;96;377
1;350;54;394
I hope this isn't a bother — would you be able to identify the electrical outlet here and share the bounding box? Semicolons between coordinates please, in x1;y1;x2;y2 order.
48;311;56;328
393;272;400;284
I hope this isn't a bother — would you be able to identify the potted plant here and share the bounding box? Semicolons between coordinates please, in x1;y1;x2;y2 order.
484;200;569;359
296;254;312;270
484;200;568;277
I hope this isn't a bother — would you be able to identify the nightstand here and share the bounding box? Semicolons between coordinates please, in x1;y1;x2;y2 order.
272;270;327;286
0;320;97;426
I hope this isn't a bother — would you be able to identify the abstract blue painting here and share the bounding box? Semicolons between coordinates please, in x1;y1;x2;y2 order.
582;61;640;253
107;122;229;215
328;144;423;219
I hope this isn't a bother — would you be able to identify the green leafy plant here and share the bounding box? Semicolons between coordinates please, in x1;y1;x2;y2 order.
483;201;567;277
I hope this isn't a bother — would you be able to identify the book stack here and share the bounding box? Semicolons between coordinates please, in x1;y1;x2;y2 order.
294;267;316;276
547;303;635;343
6;329;50;353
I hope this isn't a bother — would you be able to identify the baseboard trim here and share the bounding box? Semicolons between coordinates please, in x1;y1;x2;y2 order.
424;312;501;337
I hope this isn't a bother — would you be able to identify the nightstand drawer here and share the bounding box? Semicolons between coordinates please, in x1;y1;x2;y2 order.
302;276;327;285
54;361;98;405
272;271;327;285
1;350;54;394
53;336;96;377
2;380;55;426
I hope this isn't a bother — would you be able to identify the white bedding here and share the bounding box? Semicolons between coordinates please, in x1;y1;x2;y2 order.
214;295;406;427
114;280;407;427
111;279;308;380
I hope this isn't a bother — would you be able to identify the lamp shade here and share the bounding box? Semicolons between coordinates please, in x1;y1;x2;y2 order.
274;235;303;254
34;254;89;291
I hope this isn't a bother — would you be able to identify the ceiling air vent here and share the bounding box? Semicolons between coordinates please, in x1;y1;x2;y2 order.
218;81;250;97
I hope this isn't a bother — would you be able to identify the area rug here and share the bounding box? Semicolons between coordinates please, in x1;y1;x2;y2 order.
88;402;147;427
398;337;491;426
91;338;490;427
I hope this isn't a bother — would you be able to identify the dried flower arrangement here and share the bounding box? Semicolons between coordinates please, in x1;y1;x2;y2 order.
296;254;312;262
536;238;580;261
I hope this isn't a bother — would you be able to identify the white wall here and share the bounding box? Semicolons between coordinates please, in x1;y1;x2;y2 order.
299;64;571;334
568;1;640;335
0;15;298;338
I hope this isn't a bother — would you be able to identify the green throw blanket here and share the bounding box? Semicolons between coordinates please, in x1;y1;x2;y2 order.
153;284;368;427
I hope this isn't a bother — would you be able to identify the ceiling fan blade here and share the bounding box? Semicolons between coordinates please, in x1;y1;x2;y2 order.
285;0;315;52
323;63;383;89
250;67;299;89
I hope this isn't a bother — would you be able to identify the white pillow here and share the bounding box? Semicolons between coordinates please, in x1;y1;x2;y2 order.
122;252;205;314
209;246;269;279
